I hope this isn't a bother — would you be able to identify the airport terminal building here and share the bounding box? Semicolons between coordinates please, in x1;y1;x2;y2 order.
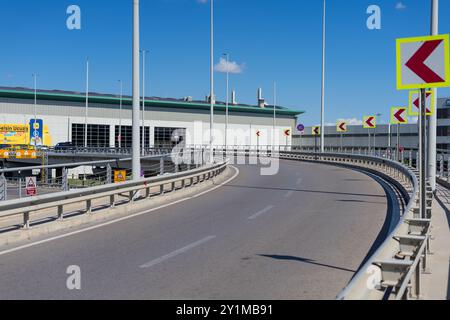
0;87;303;148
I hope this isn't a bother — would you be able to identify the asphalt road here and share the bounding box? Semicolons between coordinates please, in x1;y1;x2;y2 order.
0;160;391;299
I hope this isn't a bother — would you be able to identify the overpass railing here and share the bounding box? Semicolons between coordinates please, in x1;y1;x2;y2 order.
0;158;227;232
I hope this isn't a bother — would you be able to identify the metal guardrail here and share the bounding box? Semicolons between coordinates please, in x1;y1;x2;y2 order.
206;147;428;300
0;159;227;230
275;151;428;300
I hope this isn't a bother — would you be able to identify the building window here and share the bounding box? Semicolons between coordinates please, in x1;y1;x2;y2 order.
154;127;186;147
72;124;110;148
437;126;450;136
437;108;448;119
114;126;150;148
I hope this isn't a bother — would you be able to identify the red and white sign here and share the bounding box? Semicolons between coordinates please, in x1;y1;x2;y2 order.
391;107;408;124
363;116;376;129
256;130;261;137
409;90;434;116
284;129;291;137
26;176;37;196
396;34;450;90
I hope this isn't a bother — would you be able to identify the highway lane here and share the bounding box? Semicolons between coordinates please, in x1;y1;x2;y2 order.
0;159;391;299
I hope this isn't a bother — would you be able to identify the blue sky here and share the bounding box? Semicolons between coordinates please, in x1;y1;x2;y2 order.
0;0;449;126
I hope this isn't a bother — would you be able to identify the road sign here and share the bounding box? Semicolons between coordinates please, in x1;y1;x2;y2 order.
0;150;9;159
391;107;408;124
26;176;37;196
297;124;305;132
363;116;376;129
396;34;450;90
284;129;291;137
114;170;127;183
256;130;261;137
408;90;434;116
312;126;320;136
336;121;347;133
15;149;37;159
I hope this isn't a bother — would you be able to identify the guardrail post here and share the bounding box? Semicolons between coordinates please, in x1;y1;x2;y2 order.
106;164;112;184
62;167;69;191
19;177;22;199
57;205;64;221
447;156;450;182
22;212;30;229
415;151;419;169
110;195;115;208
0;174;7;201
439;155;444;177
86;200;92;214
160;157;165;175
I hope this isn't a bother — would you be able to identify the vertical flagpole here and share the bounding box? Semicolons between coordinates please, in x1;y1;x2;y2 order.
132;0;141;180
320;0;326;153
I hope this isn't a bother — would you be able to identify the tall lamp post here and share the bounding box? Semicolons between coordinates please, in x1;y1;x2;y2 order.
132;0;141;180
320;0;326;153
118;80;123;149
141;49;148;156
273;81;277;149
223;53;229;150
428;0;439;191
32;73;38;148
84;59;89;148
209;0;215;163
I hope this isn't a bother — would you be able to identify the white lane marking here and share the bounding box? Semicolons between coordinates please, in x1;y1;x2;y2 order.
248;205;275;220
284;191;294;198
139;235;216;269
0;166;240;257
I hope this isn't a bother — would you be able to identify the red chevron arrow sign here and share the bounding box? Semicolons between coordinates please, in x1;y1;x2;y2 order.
409;90;434;115
396;34;450;90
312;126;320;136
363;116;376;129
284;129;291;137
391;107;408;124
336;122;347;133
256;130;261;137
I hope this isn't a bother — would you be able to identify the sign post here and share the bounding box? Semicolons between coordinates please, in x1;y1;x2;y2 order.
396;34;450;218
297;124;305;150
312;126;320;153
25;176;37;196
363;116;377;154
391;107;408;161
336;121;347;152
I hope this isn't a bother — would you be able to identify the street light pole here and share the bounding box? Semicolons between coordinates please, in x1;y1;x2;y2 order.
209;0;215;163
141;49;148;156
320;0;326;153
32;73;38;148
118;80;123;149
132;0;141;181
273;81;277;149
84;59;89;148
428;0;439;191
223;53;229;150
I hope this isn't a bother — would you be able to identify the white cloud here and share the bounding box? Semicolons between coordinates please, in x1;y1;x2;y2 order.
337;118;363;126
395;2;407;10
214;57;245;74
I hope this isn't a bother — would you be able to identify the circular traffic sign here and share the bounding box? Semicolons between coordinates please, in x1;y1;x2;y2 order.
297;124;305;132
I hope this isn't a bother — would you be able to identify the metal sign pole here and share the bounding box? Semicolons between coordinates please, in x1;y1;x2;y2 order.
397;123;400;162
419;88;427;219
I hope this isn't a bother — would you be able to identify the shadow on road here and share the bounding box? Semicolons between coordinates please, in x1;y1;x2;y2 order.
258;254;356;273
220;184;386;199
336;199;386;205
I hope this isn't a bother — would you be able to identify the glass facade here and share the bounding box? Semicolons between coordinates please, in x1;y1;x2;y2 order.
154;127;186;147
114;126;150;148
72;124;110;148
